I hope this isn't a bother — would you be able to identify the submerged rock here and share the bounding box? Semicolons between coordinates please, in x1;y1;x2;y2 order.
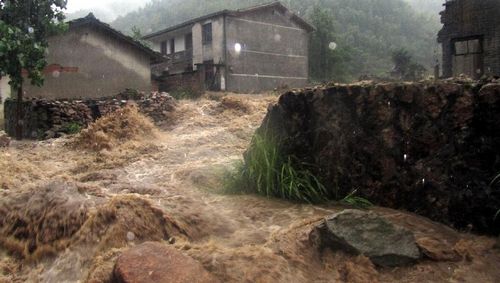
317;209;421;267
113;242;218;283
416;237;461;262
0;131;10;147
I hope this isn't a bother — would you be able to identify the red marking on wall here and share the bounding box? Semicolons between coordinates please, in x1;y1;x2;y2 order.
22;64;79;75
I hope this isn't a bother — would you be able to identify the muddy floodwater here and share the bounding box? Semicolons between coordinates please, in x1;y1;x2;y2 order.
1;94;499;283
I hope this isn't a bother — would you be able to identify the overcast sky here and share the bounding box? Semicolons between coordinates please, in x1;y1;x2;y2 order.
67;0;145;12
66;0;150;21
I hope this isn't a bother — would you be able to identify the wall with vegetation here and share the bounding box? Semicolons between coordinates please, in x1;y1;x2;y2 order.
4;93;175;139
247;79;500;234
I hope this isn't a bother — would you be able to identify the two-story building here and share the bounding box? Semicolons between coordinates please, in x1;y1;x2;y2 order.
144;2;314;93
438;0;500;79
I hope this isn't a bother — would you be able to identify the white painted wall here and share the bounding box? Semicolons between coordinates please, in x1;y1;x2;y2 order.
175;35;185;52
0;76;11;130
192;23;203;69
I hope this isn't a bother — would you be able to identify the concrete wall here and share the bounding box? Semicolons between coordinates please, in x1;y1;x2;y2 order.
0;76;11;130
438;0;500;78
211;16;225;64
225;8;309;92
24;25;153;99
192;23;203;67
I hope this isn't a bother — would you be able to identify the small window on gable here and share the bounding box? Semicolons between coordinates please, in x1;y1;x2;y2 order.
160;41;167;55
202;23;212;45
170;38;175;54
454;38;483;56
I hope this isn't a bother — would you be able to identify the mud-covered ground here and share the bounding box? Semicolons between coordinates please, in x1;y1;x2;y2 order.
1;94;499;283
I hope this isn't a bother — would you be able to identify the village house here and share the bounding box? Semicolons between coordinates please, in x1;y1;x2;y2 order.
438;0;500;79
22;13;163;100
143;2;314;93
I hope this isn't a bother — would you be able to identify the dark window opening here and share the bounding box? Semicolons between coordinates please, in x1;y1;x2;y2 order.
202;23;212;45
185;33;193;50
170;38;175;54
453;38;483;56
160;41;167;55
204;60;219;91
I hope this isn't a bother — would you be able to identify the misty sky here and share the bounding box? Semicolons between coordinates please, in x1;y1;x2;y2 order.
66;0;147;12
66;0;150;21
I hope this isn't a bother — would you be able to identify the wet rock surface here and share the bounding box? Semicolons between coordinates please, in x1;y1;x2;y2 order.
0;131;10;147
113;242;218;283
416;236;461;262
251;80;500;234
316;209;420;267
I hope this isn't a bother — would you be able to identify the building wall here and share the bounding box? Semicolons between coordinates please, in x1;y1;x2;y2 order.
24;25;152;99
159;72;204;96
225;8;310;92
0;76;11;130
192;23;203;66
438;0;500;77
211;16;225;64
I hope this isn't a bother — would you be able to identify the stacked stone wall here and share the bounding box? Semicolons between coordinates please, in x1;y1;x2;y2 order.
251;79;500;234
4;92;175;139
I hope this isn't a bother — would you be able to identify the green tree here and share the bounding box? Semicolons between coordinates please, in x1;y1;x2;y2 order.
391;48;426;81
0;0;67;139
131;25;151;48
309;6;352;82
309;6;335;81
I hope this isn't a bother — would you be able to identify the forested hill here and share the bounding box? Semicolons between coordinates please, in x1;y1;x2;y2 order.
112;0;443;82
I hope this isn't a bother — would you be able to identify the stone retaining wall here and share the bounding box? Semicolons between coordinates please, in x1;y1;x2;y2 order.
4;92;175;139
251;79;500;234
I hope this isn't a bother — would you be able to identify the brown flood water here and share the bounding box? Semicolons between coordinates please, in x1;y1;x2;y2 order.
1;94;499;283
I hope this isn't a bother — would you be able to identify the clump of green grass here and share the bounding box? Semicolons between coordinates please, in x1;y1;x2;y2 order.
492;173;500;221
64;122;82;135
224;133;327;203
169;88;201;100
340;189;373;209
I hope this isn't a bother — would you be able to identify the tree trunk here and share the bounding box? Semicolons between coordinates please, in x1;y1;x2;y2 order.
15;84;23;140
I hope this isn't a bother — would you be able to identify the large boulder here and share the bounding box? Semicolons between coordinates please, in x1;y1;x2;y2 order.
316;209;421;267
113;242;218;283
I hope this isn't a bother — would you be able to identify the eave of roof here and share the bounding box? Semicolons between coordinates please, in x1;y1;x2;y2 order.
143;1;315;40
69;13;164;61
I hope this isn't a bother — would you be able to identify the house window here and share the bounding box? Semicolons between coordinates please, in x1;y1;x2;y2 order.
160;41;167;55
170;38;175;54
185;33;193;50
453;38;482;55
202;23;212;45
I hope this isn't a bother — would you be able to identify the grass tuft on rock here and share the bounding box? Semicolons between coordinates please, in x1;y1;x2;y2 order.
341;189;373;209
224;133;327;203
492;173;500;221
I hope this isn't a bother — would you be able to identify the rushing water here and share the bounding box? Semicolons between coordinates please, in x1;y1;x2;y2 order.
1;95;499;283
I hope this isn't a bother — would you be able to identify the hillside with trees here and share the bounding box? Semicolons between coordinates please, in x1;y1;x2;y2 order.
112;0;442;82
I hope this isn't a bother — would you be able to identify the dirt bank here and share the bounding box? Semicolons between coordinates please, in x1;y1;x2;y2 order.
0;93;499;283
